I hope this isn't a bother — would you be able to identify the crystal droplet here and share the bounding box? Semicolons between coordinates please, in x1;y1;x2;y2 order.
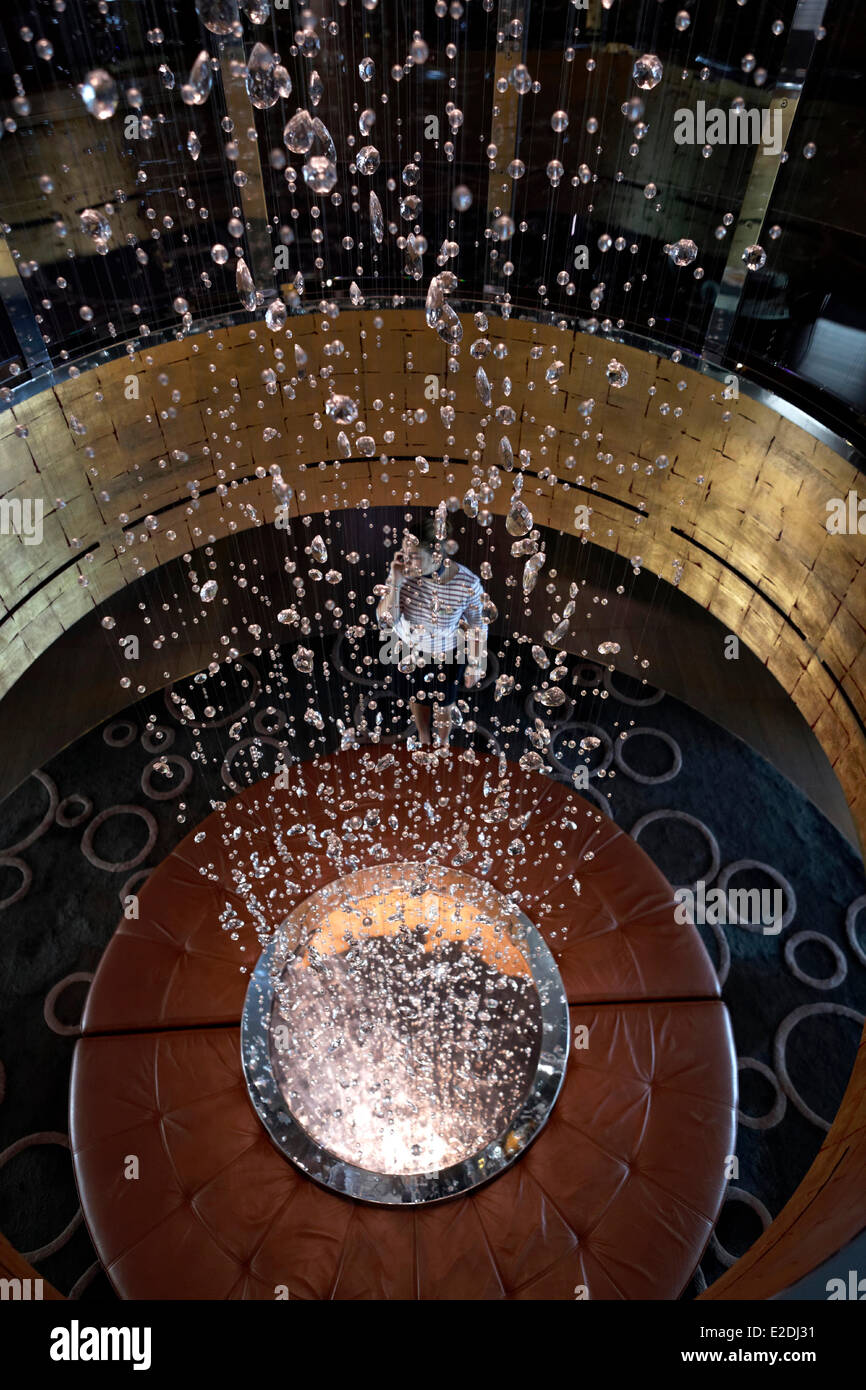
236;258;257;311
545;360;565;386
742;244;766;271
475;366;492;407
519;750;544;772
349;281;364;306
506;498;533;537
633;53;663;90
544;618;570;646
284;108;314;153
303;157;337;194
667;238;698;267
265;297;287;331
606;359;628;388
78;69;119;119
310;535;328;563
200;579;218;602
293;647;314;674
182;50;212;106
195;0;237;36
356;145;380;175
325;393;358;424
312;117;337;162
523;551;546;594
403;234;424;278
187;130;202;160
597;640;621;655
80;208;112;241
309;70;324;107
246;42;281;109
537;686;567;708
369;191;384;243
425;278;462;345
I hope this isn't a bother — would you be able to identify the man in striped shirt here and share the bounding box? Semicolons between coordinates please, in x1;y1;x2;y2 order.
377;514;487;749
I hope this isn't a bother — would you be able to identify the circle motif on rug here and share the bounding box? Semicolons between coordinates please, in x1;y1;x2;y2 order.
525;691;575;726
141;725;175;755
696;915;731;988
141;755;193;802
164;657;261;730
102;721;136;749
0;856;32;910
548;722;613;779
784;931;847;990
453;719;501;757
736;1057;786;1130
614;727;682;785
461;722;500;756
845;895;866;968
253;706;288;736
774;1003;866;1131
353;694;411;745
221;736;290;791
0;769;59;854
118;868;152;907
471;650;499;693
709;1188;773;1268
630;809;721;891
716;859;796;934
55;794;93;829
551;773;613;818
0;1131;82;1263
602;668;665;707
44;973;94;1036
571;661;604;689
81;806;158;873
332;631;388;689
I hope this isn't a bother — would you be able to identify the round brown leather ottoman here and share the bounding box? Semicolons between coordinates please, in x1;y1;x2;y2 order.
70;747;736;1299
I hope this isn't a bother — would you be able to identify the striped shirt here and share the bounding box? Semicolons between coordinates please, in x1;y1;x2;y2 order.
383;561;485;660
